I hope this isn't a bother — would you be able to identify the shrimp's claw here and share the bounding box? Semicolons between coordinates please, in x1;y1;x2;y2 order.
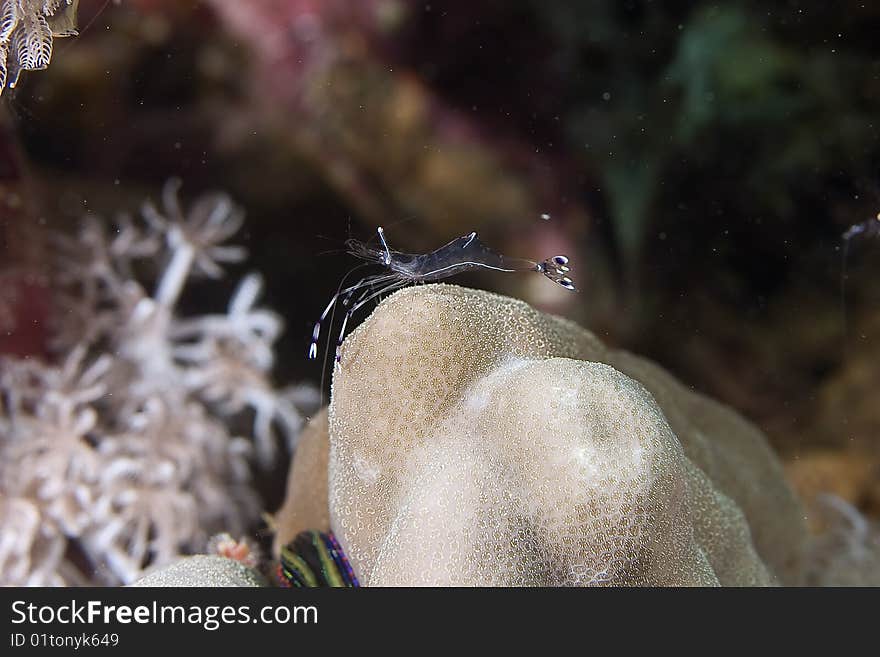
537;256;576;290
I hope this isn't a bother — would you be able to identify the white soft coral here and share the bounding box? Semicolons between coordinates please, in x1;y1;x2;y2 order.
0;180;316;585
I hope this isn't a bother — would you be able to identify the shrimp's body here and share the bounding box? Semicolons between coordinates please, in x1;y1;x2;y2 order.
310;227;575;363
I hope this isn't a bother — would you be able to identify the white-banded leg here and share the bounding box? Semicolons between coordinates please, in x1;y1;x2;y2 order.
332;276;394;357
332;278;391;353
335;280;409;362
308;274;396;359
341;273;396;309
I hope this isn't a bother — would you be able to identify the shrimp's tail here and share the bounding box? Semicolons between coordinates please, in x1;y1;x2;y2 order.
537;255;576;290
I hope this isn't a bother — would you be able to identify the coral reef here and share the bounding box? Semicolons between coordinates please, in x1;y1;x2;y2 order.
0;0;78;93
0;180;317;585
277;284;879;586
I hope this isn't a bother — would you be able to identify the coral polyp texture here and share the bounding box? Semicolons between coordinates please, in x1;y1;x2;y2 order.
0;180;317;585
275;284;879;586
0;0;78;93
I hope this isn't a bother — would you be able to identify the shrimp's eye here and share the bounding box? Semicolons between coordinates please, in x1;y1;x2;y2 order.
553;255;569;266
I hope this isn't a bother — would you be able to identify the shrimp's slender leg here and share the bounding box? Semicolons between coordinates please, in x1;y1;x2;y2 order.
335;280;409;362
345;273;397;308
331;275;399;358
333;276;403;361
335;287;375;345
309;274;395;359
342;274;396;307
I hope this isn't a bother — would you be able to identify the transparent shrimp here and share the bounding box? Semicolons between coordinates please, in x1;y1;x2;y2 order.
309;226;575;364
